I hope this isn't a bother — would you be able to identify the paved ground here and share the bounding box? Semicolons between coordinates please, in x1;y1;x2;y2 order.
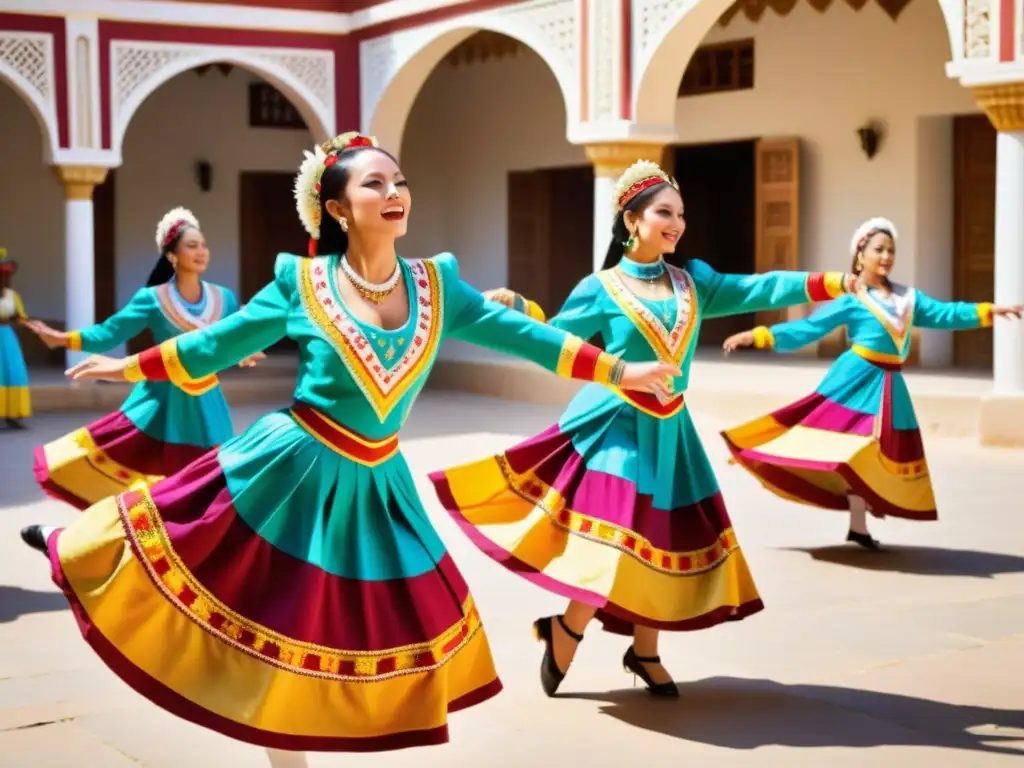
1;393;1023;767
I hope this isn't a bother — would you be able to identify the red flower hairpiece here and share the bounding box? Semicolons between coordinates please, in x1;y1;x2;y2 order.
617;177;668;211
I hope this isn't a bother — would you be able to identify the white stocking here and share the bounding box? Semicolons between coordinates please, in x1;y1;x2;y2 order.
266;749;308;768
848;495;869;535
40;525;58;541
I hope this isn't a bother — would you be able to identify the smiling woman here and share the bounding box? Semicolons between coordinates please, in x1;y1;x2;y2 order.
19;132;678;764
26;207;249;510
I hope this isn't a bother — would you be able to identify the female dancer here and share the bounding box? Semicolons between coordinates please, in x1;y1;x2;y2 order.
720;217;1023;549
430;160;860;698
26;207;256;509
19;133;676;762
0;249;31;429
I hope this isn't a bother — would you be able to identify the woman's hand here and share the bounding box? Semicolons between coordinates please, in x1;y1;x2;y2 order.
993;304;1024;320
618;361;682;402
722;330;755;356
238;352;266;368
23;319;68;349
844;273;863;294
483;288;515;308
65;355;129;382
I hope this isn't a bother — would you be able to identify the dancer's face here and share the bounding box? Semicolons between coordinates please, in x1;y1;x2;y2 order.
335;150;410;240
625;186;686;256
169;228;210;275
858;232;896;278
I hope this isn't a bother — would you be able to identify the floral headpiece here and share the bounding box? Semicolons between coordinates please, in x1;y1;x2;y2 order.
613;160;678;215
850;217;898;257
155;207;200;251
294;131;379;253
0;248;15;275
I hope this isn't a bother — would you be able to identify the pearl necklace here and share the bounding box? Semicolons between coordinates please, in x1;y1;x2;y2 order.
340;256;401;304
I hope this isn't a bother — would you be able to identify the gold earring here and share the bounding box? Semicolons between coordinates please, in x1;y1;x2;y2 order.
338;217;349;233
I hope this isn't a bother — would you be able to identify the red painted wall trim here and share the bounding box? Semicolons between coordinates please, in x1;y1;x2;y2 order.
97;20;357;148
1000;0;1015;62
0;12;69;149
352;0;526;41
619;0;631;120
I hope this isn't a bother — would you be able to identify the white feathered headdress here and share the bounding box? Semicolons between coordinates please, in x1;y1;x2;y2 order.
850;217;898;256
293;132;379;244
155;207;200;251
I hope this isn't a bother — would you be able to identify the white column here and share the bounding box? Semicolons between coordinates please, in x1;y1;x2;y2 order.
55;166;107;366
583;143;666;273
591;173;616;272
993;130;1024;393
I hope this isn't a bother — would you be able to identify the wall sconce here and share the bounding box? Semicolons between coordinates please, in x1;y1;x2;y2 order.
195;160;213;192
857;121;884;160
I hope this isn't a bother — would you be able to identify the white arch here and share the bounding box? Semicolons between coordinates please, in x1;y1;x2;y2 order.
110;49;333;156
0;65;59;162
632;0;962;128
365;20;576;153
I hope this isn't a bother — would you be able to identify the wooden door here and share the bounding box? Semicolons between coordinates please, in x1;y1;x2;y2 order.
546;166;594;312
754;137;800;329
240;171;307;300
507;166;595;319
240;171;307;352
507;170;551;309
93;170;116;323
953;114;996;370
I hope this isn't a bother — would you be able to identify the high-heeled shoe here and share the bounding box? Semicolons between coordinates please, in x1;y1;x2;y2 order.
847;530;882;550
20;525;48;555
532;615;583;697
622;646;679;698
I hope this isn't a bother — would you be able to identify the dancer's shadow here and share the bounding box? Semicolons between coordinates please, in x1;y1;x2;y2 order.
0;585;67;623
565;677;1024;755
780;545;1024;578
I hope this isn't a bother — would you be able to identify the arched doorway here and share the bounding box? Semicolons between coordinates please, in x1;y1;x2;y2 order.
112;63;315;354
0;78;64;366
372;28;587;363
632;0;981;367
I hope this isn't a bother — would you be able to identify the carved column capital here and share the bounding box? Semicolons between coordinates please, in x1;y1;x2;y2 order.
972;83;1024;132
584;142;667;178
54;165;109;201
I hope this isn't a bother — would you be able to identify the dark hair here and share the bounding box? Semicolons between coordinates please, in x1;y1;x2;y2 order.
316;145;400;256
146;223;196;286
600;182;677;271
850;228;894;274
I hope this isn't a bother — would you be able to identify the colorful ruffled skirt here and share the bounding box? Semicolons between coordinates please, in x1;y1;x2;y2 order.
431;384;763;635
721;350;935;520
34;380;232;509
0;324;31;420
46;402;499;751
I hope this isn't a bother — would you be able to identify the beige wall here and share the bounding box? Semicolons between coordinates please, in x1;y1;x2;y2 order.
0;68;313;351
401;2;975;365
0;81;65;321
116;67;313;307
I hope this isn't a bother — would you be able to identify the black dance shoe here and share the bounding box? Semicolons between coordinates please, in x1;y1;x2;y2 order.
20;525;49;555
623;646;680;698
532;615;583;697
847;530;882;550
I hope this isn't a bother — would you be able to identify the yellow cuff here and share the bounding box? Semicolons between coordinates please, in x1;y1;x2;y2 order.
160;340;219;396
124;355;144;383
524;300;547;323
593;351;618;386
823;272;847;298
66;330;82;351
752;326;775;349
977;303;993;328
